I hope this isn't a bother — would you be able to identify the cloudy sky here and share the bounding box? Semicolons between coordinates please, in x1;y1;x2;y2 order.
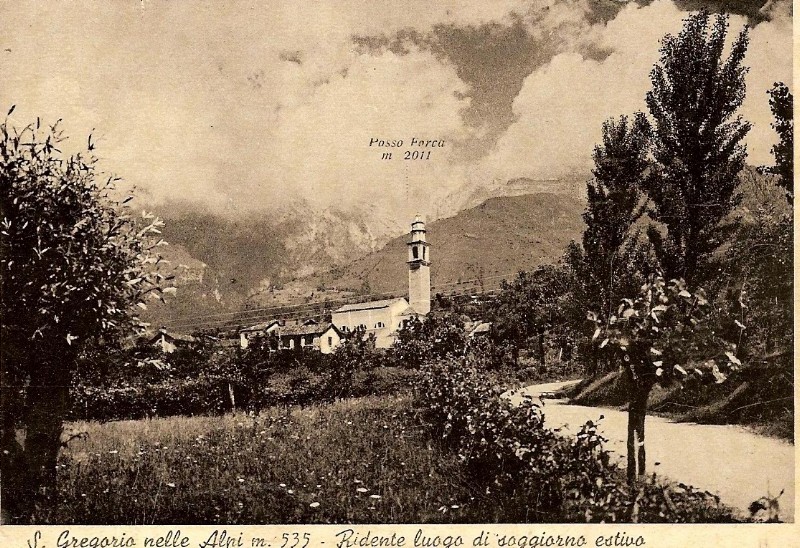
1;0;792;223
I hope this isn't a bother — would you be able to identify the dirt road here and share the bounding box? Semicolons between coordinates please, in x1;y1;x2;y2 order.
507;380;795;522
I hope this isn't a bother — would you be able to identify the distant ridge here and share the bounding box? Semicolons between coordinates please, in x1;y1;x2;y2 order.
309;192;586;295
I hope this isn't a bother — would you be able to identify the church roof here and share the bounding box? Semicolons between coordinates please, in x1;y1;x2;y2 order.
397;305;418;317
148;329;197;344
333;297;407;313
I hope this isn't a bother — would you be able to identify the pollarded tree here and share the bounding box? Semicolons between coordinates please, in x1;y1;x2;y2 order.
643;11;750;287
0;111;169;522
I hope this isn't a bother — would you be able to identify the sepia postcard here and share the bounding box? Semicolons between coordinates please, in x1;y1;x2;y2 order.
0;1;796;546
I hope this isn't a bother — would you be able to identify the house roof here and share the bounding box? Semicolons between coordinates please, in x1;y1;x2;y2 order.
470;322;492;335
273;322;340;337
333;297;407;313
240;320;279;333
148;329;197;344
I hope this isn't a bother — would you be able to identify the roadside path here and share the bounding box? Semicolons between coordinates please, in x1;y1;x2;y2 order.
506;380;795;522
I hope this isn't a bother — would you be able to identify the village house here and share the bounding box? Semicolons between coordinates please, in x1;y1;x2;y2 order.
148;328;198;354
331;216;431;348
239;320;280;349
239;320;343;354
272;322;343;354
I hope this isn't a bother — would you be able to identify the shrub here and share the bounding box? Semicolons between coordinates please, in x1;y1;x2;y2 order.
413;357;741;523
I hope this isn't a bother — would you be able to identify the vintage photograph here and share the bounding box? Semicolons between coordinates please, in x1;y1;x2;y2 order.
0;0;794;529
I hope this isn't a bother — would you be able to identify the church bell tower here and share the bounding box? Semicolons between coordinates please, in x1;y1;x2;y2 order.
407;215;431;315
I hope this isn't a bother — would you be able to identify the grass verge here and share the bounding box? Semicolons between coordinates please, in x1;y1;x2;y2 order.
45;395;481;524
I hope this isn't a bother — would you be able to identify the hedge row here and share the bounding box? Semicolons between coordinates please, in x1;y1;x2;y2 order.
70;366;419;423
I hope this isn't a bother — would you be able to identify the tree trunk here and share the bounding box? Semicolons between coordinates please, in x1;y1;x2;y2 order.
537;332;545;365
1;366;26;523
626;405;637;486
228;382;236;413
765;316;774;355
2;345;74;524
626;382;651;486
19;376;70;522
635;400;647;479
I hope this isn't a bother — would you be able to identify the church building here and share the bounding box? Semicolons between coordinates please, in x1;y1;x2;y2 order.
331;215;431;348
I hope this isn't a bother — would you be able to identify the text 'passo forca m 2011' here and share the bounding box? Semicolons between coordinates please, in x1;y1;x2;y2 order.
368;137;445;160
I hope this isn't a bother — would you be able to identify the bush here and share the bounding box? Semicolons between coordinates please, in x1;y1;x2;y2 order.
70;375;229;422
353;367;420;398
413;357;742;523
392;313;468;369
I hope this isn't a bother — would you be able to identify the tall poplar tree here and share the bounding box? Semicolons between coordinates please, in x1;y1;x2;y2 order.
643;11;750;286
574;113;651;320
763;82;793;202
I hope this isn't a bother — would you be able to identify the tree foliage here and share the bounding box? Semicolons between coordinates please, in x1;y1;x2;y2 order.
566;114;653;355
761;82;793;202
722;210;792;357
643;11;750;286
589;276;740;485
392;312;467;369
326;327;377;400
0;112;168;522
488;265;574;366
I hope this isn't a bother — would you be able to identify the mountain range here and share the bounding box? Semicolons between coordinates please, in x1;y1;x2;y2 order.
144;178;588;327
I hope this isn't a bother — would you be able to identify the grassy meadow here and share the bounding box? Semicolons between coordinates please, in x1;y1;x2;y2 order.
44;395;487;524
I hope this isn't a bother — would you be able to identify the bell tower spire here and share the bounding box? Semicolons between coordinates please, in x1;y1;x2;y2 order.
407;214;431;315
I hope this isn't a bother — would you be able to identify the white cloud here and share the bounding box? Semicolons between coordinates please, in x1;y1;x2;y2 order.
1;0;518;217
480;0;791;183
741;14;793;166
1;0;792;221
248;48;472;218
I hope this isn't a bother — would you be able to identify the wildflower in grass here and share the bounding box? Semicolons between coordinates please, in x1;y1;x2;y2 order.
167;483;176;488
237;478;245;483
108;450;118;455
356;487;368;493
279;483;287;487
287;489;294;494
310;502;320;508
370;494;381;500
